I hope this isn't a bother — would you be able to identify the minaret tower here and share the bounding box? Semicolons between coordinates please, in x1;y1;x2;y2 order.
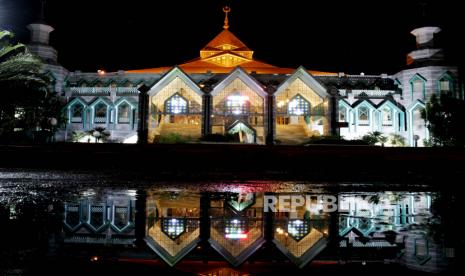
26;0;58;64
406;2;444;67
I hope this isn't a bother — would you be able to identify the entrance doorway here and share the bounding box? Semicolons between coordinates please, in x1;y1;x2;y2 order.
227;121;256;144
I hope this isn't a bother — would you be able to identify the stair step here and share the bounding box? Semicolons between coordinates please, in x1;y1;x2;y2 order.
276;124;309;144
160;123;201;138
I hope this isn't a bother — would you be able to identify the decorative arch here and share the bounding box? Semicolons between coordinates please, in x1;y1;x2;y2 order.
114;98;137;125
227;120;257;144
89;97;112;125
288;94;311;116
377;100;405;131
408;100;427;146
274;66;329;99
338;100;352;123
409;73;427;101
90;79;104;87
437;71;454;94
119;79;134;87
211;67;266;119
67;97;87;126
148;66;203;109
164;93;189;114
353;100;376;127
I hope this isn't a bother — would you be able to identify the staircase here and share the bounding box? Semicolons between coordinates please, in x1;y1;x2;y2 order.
276;124;309;145
159;123;201;139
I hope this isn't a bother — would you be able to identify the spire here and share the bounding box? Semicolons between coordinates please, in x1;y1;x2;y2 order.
39;0;46;22
420;1;427;18
223;6;231;30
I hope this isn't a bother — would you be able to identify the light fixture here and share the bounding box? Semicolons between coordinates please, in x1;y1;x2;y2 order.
224;219;248;239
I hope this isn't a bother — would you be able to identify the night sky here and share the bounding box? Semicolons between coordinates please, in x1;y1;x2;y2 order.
1;0;464;75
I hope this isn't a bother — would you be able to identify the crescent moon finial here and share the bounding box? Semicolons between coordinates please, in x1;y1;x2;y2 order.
223;6;231;30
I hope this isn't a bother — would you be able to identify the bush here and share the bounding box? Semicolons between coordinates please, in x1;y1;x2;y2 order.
389;134;406;147
156;133;189;144
305;135;369;145
361;131;387;146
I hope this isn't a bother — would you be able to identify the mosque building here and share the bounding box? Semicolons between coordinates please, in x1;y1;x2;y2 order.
26;7;461;146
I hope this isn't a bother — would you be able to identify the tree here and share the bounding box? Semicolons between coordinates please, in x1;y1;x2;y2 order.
389;133;406;147
361;131;387;146
87;127;110;143
378;135;388;147
0;30;62;143
421;92;465;147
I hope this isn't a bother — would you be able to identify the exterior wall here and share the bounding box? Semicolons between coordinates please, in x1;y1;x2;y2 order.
275;77;326;137
58;67;461;146
60;92;139;143
148;76;203;142
338;92;406;144
393;66;459;108
212;77;266;144
393;66;459;146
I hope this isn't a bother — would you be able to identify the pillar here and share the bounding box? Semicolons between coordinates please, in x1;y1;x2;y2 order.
329;88;339;136
134;189;147;247
265;86;276;145
137;85;150;144
199;192;211;264
201;86;213;137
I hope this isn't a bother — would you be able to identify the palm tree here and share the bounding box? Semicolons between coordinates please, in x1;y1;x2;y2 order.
362;131;387;146
389;134;406;147
0;30;60;143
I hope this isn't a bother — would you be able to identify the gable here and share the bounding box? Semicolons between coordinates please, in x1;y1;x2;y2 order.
275;67;329;100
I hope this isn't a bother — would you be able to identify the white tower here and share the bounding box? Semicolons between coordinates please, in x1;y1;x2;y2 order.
26;1;58;64
407;26;444;66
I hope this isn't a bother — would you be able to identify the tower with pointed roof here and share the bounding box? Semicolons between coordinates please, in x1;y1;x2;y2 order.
392;3;460;147
199;6;254;67
26;0;68;97
27;1;58;64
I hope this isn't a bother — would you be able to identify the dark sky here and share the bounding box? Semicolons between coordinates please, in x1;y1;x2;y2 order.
2;0;464;75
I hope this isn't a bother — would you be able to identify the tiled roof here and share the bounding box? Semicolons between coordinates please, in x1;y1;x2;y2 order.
126;60;336;76
202;29;251;51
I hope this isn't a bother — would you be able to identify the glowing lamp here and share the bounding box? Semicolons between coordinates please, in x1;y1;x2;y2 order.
225;233;248;239
227;95;249;102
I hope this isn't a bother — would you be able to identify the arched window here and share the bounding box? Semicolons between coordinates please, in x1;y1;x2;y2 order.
71;104;84;123
382;107;393;126
94;102;107;124
410;75;426;101
413;108;424;131
358;106;370;125
226;94;250;115
165;94;188;114
118;102;130;124
438;75;453;93
288;95;310;116
339;106;347;122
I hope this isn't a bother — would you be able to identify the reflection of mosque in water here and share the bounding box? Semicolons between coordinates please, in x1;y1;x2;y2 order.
62;189;451;273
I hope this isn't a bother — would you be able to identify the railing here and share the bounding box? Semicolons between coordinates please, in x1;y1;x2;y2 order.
339;89;396;97
118;117;130;124
116;87;140;94
93;117;107;124
71;117;83;123
69;87;139;95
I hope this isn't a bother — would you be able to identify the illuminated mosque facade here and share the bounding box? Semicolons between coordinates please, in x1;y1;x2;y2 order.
26;7;461;146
